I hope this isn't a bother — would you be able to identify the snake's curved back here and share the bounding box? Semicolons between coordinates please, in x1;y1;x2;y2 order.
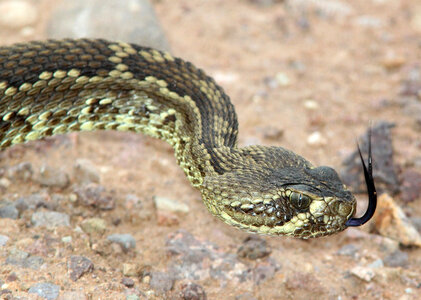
0;39;371;238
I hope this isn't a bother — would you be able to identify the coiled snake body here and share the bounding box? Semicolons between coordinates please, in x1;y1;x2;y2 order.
0;39;376;238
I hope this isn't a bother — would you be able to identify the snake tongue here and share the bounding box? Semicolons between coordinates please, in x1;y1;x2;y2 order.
345;129;377;227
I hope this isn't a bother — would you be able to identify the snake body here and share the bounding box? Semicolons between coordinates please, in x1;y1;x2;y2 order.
0;39;369;238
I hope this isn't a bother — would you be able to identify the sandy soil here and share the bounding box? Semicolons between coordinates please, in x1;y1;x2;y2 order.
0;0;421;299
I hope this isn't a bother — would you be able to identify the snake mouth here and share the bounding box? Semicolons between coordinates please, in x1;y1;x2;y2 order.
345;129;377;227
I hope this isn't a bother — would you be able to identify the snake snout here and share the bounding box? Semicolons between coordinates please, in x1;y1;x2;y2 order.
332;200;354;219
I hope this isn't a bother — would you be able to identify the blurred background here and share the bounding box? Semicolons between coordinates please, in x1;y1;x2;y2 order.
0;0;420;299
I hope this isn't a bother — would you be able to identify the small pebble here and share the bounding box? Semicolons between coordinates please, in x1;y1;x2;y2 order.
237;236;271;260
123;263;140;277
213;72;238;84
31;211;70;228
24;256;45;270
121;277;135;288
0;177;11;188
6;272;18;282
0;204;19;219
125;194;142;210
126;295;141;300
107;234;136;251
180;282;207;300
384;250;409;268
350;266;375;282
62;236;72;243
80;218;107;235
0;235;9;246
73;159;100;184
0;0;38;29
337;244;358;257
307;131;326;146
28;282;60;300
154;196;189;213
74;184;115;210
275;72;291;86
37;165;70;188
303;99;319;110
68;255;94;281
149;272;174;293
368;259;384;269
15;193;51;212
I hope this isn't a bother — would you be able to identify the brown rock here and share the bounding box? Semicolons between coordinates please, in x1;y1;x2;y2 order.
373;194;421;247
68;256;94;281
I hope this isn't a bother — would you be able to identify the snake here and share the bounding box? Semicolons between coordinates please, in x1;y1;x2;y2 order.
0;39;377;238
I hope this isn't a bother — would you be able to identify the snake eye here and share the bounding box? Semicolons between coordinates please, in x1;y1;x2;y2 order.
289;192;311;210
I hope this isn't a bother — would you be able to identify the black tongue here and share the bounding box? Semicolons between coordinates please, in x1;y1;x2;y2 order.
346;129;377;227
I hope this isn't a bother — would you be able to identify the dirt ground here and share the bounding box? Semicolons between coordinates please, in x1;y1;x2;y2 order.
0;0;421;299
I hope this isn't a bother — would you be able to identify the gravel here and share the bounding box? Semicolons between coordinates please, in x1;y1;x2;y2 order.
68;255;94;281
107;234;136;251
0;203;19;219
153;196;190;213
121;277;135;288
36;164;70;188
80;218;107;235
74;184;115;210
28;282;60;300
15;193;53;212
31;211;70;228
5;248;45;270
180;282;207;300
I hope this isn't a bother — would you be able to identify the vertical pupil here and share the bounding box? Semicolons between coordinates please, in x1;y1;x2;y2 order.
298;194;302;207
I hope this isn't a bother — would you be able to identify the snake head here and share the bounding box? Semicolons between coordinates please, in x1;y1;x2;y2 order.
276;167;357;238
264;131;377;238
201;163;358;238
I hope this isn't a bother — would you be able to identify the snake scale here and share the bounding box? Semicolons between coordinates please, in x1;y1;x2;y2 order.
0;39;376;238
